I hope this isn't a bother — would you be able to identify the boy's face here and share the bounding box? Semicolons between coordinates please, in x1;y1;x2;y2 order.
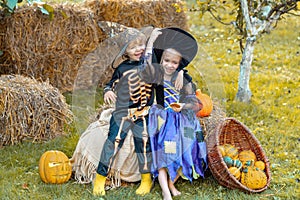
161;49;181;76
125;37;146;61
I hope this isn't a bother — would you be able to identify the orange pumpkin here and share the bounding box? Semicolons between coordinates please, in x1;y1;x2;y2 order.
195;89;213;117
39;150;72;184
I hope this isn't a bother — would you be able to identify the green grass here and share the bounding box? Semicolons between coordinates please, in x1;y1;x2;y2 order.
0;4;299;200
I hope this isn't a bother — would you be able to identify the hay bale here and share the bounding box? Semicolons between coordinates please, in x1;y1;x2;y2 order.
0;75;73;146
0;5;105;92
74;21;129;90
199;100;227;138
84;0;188;29
0;0;188;92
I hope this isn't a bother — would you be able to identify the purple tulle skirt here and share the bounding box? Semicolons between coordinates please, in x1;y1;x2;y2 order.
148;105;207;182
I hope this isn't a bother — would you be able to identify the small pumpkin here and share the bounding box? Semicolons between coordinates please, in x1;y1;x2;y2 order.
195;89;213;117
232;159;243;168
239;150;257;166
241;165;267;189
217;145;226;157
223;144;239;159
39;150;72;184
254;161;266;171
223;156;233;167
228;166;241;180
223;156;242;168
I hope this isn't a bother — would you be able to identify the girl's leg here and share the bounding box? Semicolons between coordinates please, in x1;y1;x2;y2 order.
168;174;181;196
158;168;172;200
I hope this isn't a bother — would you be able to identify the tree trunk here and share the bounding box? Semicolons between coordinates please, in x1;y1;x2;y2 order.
235;36;256;102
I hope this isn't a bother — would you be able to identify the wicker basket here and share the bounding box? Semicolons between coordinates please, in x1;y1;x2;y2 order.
206;117;271;193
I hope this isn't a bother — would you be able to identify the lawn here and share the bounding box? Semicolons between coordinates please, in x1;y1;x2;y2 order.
0;2;299;200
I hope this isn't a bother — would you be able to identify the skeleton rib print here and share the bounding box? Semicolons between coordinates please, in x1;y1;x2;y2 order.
124;69;151;110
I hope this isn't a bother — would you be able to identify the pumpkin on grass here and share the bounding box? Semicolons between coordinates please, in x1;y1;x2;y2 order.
39;150;72;184
195;89;213;117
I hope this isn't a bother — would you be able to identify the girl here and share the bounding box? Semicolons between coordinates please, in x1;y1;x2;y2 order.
145;28;208;200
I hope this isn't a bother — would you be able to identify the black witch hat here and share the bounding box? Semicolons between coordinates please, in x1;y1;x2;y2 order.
152;27;198;70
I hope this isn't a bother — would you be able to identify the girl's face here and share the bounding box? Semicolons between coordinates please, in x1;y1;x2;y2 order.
161;49;181;76
125;36;146;61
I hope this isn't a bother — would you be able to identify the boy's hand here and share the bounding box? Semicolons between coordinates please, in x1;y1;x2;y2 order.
104;91;117;104
174;70;184;91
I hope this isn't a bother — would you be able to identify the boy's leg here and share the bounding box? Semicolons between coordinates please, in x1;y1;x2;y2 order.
94;113;129;196
93;174;107;196
132;117;153;195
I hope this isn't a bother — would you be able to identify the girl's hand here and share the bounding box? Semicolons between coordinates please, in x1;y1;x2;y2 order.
104;91;117;104
174;70;184;91
149;28;162;42
146;28;162;49
170;103;185;112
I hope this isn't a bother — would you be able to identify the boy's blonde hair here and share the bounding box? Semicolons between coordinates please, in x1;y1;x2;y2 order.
112;29;147;68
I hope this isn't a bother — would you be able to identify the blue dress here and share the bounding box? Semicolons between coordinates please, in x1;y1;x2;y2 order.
148;80;207;182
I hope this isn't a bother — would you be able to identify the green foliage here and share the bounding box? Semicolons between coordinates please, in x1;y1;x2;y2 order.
6;0;18;11
0;0;55;19
0;0;19;13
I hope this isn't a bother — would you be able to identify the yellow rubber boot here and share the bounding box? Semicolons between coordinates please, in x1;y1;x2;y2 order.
136;173;152;196
93;174;106;196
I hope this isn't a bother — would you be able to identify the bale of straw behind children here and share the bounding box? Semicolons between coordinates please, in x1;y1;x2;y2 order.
0;0;188;93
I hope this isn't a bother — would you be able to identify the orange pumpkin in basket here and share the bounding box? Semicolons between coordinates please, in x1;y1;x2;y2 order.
195;89;213;117
39;150;72;184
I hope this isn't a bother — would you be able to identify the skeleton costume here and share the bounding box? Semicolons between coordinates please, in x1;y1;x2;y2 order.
145;27;208;182
97;29;154;177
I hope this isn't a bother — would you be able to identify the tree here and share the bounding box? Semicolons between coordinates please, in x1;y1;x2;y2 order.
191;0;300;102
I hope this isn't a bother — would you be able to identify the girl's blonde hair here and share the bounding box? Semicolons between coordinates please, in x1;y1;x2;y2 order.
160;48;182;64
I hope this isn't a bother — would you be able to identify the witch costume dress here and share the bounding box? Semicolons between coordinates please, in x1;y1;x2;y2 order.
148;79;207;182
143;27;208;182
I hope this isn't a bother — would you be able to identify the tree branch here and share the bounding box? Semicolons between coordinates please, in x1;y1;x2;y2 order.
207;9;232;25
240;0;253;34
267;0;299;19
